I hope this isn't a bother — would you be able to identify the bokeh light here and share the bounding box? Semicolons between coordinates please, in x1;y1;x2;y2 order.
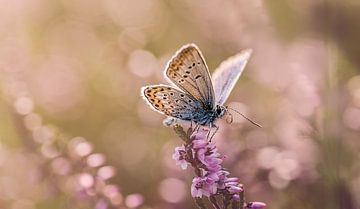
158;178;186;203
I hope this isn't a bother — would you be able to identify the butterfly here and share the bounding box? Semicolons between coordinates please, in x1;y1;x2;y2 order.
141;43;258;132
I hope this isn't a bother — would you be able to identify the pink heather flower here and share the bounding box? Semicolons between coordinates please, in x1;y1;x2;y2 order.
204;157;222;172
190;129;207;141
216;170;229;189
232;194;240;201
227;185;243;194
196;147;222;172
191;175;218;198
192;139;208;149
225;181;239;186
247;202;267;209
206;173;219;184
173;128;266;207
172;145;189;170
225;177;239;183
197;148;206;162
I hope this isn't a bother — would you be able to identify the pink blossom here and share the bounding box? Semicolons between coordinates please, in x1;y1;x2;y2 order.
192;139;208;149
173;129;266;207
227;185;243;194
196;147;222;172
216;170;229;189
232;194;240;201
190;129;207;142
226;177;239;183
191;176;218;198
172;145;189;170
246;202;267;209
203;157;222;172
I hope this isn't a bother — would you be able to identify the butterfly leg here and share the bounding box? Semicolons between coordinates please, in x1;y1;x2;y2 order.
208;123;219;142
194;123;201;132
206;127;211;139
206;122;212;139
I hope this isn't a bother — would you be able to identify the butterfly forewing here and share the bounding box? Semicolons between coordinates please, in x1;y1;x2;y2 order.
142;85;203;120
165;44;215;109
212;49;252;105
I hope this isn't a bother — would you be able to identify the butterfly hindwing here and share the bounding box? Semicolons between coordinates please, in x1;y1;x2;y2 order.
212;49;252;105
142;85;203;120
165;44;215;109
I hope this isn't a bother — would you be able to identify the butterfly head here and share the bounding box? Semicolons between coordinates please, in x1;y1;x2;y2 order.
215;105;227;118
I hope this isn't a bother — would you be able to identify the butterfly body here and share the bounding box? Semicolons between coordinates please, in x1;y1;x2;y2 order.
141;44;252;128
193;104;226;126
142;85;226;126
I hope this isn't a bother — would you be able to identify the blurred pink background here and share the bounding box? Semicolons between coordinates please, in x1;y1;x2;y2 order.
0;0;359;209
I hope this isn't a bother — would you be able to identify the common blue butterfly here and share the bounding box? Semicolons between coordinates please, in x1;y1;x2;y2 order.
141;44;256;130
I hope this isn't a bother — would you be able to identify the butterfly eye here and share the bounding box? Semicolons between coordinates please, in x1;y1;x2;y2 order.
216;106;222;115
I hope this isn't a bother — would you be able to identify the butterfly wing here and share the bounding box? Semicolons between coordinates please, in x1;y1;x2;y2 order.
141;85;204;121
165;44;215;110
212;49;252;105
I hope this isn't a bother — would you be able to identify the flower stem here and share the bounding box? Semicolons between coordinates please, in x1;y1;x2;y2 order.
209;195;221;209
239;184;245;209
195;197;208;209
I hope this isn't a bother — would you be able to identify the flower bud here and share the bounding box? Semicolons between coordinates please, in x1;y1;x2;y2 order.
246;201;266;209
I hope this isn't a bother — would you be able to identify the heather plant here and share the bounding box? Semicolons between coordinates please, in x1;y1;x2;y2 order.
172;125;266;209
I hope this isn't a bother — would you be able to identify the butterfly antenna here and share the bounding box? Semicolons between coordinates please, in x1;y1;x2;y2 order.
226;106;262;128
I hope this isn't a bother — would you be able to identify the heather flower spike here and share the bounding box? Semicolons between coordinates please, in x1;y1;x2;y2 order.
172;125;266;209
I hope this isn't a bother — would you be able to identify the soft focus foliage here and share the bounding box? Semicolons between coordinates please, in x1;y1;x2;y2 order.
0;0;359;209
